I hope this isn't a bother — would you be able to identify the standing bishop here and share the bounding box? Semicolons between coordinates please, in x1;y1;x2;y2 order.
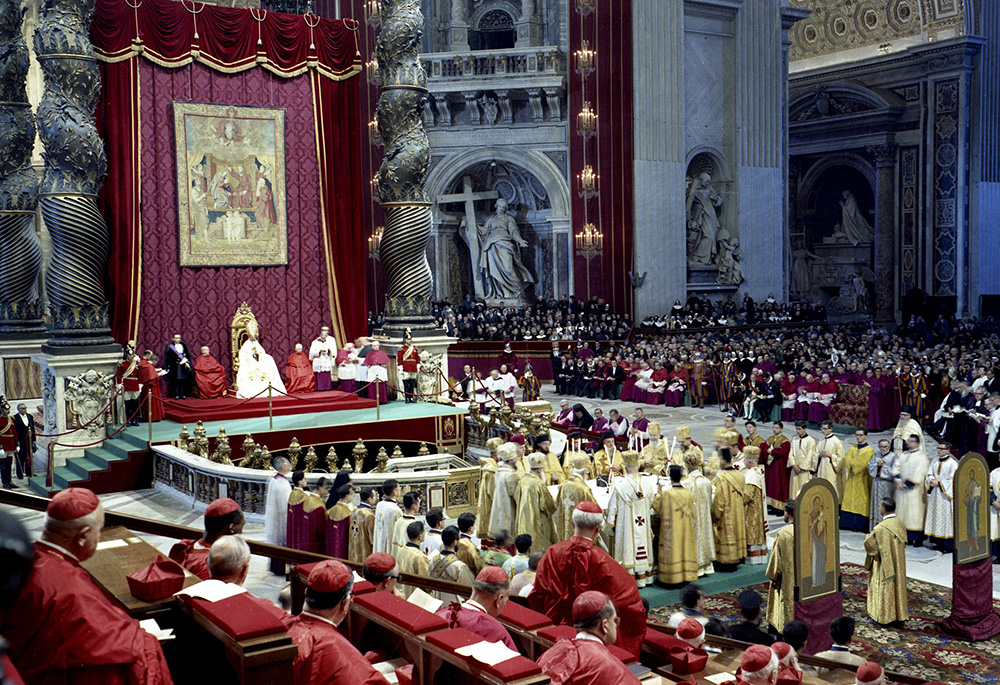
840;429;874;531
764;421;791;511
712;447;749;572
682;449;716;577
868;439;897;530
515;453;558;552
673;425;703;468
308;326;337;391
863;498;908;624
924;442;958;551
742;446;768;565
765;500;795;633
892;434;930;546
606;451;657;587
816;421;845;500
489;443;521;538
554;454;598;541
652;465;698;584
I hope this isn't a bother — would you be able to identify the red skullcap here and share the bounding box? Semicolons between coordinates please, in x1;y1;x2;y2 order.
771;642;793;662
46;488;100;521
676;618;704;641
571;591;609;622
575;500;602;514
509;434;525;446
854;662;884;685
205;497;240;518
307;560;352;593
741;644;774;672
364;552;397;574
476;566;509;584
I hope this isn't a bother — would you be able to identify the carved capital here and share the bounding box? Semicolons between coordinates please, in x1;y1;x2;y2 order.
867;144;898;169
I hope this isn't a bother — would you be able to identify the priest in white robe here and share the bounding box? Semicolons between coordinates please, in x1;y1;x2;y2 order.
373;480;402;555
308;325;338;391
924;442;958;551
606;450;657;587
816;421;845;501
264;456;293;574
892;434;931;546
236;319;286;398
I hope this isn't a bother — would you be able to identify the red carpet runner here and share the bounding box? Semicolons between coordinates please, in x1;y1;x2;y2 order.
161;390;377;423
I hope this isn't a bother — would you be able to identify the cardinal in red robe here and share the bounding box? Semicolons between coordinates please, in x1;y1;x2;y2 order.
1;488;174;684
137;353;165;421
168;497;244;580
435;567;517;649
193;346;227;399
529;501;647;658
285;343;316;394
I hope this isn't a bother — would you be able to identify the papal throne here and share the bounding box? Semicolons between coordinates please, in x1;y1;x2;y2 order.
230;302;258;395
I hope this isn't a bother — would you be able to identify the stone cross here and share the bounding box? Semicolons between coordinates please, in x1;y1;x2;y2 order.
437;175;499;299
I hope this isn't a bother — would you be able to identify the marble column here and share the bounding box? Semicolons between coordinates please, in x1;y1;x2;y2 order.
869;144;898;323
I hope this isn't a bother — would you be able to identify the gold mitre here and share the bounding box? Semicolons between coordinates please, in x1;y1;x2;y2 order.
742;445;760;461
572;454;591;471
676;425;691;440
622;450;640;468
648;422;661;437
485;437;504;453
528;452;547;470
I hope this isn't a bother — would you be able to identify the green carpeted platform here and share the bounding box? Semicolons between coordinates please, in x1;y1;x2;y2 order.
639;563;769;609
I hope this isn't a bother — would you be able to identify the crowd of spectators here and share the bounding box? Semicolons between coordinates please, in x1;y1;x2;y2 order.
640;294;826;330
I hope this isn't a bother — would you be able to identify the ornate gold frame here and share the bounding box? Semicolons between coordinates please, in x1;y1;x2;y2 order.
230;302;258;393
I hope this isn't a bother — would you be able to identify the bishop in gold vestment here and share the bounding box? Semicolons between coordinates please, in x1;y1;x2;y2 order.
554;456;598;541
641;422;670;475
742;447;768;565
673;425;704;470
712;460;750;568
478;437;503;531
348;499;377;564
682;452;716;577
765;505;795;632
652;466;698;584
864;508;908;624
514;453;558;551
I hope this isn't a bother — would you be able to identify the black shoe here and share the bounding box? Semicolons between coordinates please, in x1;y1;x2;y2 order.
3;483;16;489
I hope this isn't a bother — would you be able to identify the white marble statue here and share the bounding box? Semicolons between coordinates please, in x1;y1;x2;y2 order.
236;319;287;398
791;245;822;294
686;172;723;266
474;198;535;301
715;229;744;285
839;190;874;245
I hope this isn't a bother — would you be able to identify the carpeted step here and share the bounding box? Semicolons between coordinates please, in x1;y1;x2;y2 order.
52;466;84;490
102;440;134;460
86;446;130;469
118;431;152;451
64;457;99;480
27;476;51;496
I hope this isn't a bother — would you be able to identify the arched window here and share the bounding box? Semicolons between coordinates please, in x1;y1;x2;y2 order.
470;9;516;51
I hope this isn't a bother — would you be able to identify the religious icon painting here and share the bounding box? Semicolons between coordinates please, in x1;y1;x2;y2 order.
173;102;288;267
794;479;840;602
954;452;990;565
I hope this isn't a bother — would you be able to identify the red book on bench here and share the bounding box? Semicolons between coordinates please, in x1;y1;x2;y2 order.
425;627;542;681
353;591;449;635
499;601;553;630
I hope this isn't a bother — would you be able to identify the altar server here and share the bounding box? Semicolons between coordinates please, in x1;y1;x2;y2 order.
265;456;293;574
285;561;389;684
891;434;930;546
308;326;337;392
390;490;421;556
530;501;647;657
2;488;174;684
536;591;641;684
373;479;402;555
789;421;816;499
435;566;517;649
395;521;429;599
864;498;908;624
924;442;958;551
815;421;845;500
428;526;475;604
169;497;244;580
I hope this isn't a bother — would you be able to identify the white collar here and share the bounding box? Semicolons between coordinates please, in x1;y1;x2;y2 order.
195;539;212;549
462;599;489;614
38;539;80;562
883;513;897;520
302;611;339;628
575;631;604;644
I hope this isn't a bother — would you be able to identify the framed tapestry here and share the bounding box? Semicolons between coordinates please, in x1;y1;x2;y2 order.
794;478;840;602
954;452;990;565
173;102;288;267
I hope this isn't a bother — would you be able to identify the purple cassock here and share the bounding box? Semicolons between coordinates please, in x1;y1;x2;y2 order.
287;496;327;554
435;602;517;650
865;376;886;431
325;512;350;560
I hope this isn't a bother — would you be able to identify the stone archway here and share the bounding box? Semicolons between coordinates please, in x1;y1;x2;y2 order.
427;146;571;304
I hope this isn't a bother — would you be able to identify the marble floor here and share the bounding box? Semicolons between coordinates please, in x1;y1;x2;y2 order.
4;382;997;604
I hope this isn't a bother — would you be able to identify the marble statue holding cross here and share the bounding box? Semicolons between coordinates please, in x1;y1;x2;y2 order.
439;176;535;303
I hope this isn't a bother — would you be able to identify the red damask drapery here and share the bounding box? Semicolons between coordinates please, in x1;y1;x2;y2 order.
91;0;365;357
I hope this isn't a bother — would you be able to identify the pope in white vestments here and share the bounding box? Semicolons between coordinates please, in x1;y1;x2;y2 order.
236;320;286;398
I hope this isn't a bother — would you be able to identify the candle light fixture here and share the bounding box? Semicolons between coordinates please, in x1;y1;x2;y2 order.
365;0;381;28
577;101;597;139
368;225;384;260
370;173;380;199
575;222;604;257
574;40;595;78
368;115;382;146
365;57;381;85
575;0;595;16
577;164;598;199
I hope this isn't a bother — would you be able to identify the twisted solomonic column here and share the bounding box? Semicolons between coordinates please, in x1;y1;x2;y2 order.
0;0;44;337
34;0;115;349
375;0;435;331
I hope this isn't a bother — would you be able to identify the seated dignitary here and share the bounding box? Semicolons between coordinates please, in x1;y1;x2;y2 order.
665;584;710;628
536;591;641;684
284;560;389;684
362;552;402;595
814;616;866;668
1;488;173;684
169;497;244;580
729;590;775;646
435;566;517;649
739;644;781;685
854;661;886;685
207;535;286;613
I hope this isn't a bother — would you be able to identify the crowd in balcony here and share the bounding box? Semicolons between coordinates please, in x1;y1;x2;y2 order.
639;294;826;330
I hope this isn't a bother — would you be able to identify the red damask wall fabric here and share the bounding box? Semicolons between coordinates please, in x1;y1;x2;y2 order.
569;1;634;317
92;0;365;371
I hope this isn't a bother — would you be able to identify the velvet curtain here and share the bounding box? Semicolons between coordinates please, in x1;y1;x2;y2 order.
91;0;364;360
569;1;634;318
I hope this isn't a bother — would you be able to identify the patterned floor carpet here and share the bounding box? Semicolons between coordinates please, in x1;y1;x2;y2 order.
648;562;1000;685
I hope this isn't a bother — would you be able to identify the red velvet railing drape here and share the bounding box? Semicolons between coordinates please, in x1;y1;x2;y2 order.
91;0;364;351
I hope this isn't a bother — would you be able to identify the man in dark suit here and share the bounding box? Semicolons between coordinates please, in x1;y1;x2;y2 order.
728;590;775;646
13;403;35;479
163;333;193;399
551;345;564;394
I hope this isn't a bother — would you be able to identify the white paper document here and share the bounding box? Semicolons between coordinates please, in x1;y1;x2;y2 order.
705;673;737;684
139;618;175;641
175;579;247;602
406;588;443;613
455;641;521;666
354;571;366;584
373;658;408;684
96;539;128;551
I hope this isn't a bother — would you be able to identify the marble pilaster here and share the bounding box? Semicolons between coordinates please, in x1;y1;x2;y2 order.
869;144;898;322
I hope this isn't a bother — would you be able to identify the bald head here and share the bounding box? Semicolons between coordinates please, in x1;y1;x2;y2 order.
208;535;251;585
42;503;104;562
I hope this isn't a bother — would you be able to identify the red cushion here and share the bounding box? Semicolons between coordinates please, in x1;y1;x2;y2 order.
353;591;449;635
643;628;688;657
188;594;287;640
395;664;414;685
608;644;637;664
425;628;541;681
537;625;576;643
499;601;553;630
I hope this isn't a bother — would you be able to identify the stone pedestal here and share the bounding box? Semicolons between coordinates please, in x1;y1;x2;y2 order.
376;331;457;403
31;350;121;466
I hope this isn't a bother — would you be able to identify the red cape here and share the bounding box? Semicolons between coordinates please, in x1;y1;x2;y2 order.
168;538;211;581
285;351;316;393
529;536;647;657
1;545;173;684
537;638;641;684
193;354;227;399
284;613;389;684
137;360;165;421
